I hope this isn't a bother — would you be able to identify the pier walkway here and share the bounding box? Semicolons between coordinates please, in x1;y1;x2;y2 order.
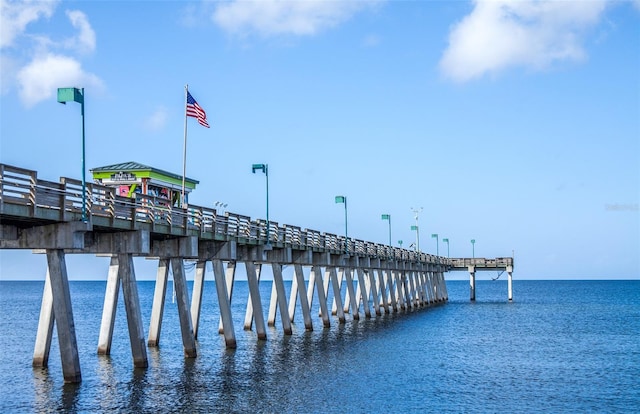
0;164;513;383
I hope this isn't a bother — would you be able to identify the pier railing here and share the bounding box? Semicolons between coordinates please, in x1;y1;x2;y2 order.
0;163;445;265
448;257;513;269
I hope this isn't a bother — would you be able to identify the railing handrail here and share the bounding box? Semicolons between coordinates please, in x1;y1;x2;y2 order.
0;163;461;264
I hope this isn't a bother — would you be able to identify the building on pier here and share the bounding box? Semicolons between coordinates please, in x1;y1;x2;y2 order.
90;161;199;208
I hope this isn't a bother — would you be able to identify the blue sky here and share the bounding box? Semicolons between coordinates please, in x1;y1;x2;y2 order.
1;0;638;281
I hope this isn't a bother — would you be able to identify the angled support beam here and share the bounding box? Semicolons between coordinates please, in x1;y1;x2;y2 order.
268;274;278;326
293;264;313;331
97;255;121;355
332;268;344;315
218;261;236;334
313;266;330;328
46;249;82;383
329;267;346;324
147;259;169;347
119;253;148;368
376;269;389;314
245;261;267;340
288;266;299;323
32;269;54;368
271;263;292;335
356;268;370;319
191;260;207;339
243;262;262;331
171;258;197;357
367;269;381;316
306;264;316;316
212;259;236;348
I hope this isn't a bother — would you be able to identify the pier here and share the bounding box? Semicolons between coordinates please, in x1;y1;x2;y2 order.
0;164;513;383
449;258;514;302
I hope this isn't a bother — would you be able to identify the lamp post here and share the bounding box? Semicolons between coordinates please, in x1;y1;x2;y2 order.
335;196;348;253
410;225;419;252
411;207;423;252
442;238;450;258
431;233;439;256
57;87;86;222
252;164;269;245
471;239;476;258
381;214;391;250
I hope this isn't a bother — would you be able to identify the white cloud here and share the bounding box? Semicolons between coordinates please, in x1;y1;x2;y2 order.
212;0;380;37
0;0;58;48
144;106;169;131
1;2;104;107
16;53;103;107
65;10;96;53
439;0;609;82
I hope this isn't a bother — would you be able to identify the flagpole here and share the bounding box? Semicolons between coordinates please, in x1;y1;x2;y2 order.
181;84;188;208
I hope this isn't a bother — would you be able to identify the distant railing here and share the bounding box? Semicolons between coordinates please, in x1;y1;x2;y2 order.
448;257;514;268
0;163;451;265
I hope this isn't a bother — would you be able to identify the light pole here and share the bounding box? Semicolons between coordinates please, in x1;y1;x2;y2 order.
471;239;476;258
431;233;439;256
381;214;391;250
335;196;348;253
411;207;423;252
442;238;450;258
252;164;269;245
57;87;86;222
410;225;419;251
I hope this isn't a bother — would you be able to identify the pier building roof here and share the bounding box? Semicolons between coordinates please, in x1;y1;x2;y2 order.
90;161;199;190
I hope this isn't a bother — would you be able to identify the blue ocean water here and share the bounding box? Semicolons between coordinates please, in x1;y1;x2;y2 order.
0;279;638;413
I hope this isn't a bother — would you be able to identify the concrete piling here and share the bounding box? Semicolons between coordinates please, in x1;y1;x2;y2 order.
46;249;82;383
97;255;121;355
147;259;169;347
32;269;54;368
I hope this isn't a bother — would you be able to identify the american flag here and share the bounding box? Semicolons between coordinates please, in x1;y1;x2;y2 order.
186;91;210;128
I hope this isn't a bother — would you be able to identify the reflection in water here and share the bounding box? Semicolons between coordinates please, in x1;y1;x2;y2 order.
60;382;81;412
216;348;240;410
127;367;148;413
5;281;637;412
95;356;119;411
32;367;56;412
